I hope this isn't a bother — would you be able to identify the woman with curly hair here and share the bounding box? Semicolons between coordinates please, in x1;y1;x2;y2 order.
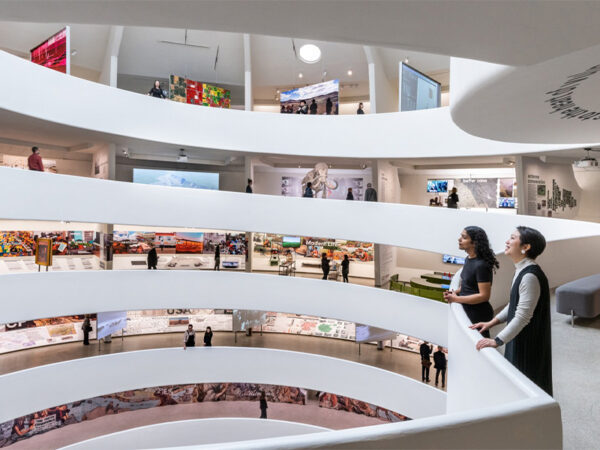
444;226;499;337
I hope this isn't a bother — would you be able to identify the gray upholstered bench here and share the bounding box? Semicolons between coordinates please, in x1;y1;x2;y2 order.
556;274;600;326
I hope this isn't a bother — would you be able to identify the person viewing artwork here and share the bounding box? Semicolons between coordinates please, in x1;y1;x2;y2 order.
433;346;447;388
419;341;433;382
203;326;213;347
326;97;333;115
296;100;308;114
357;102;365;114
341;254;350;283
309;99;318;114
214;244;220;270
259;391;268;419
148;80;166;98
443;226;499;337
27;147;44;171
246;178;253;193
183;324;196;349
147;243;158;270
346;187;354;200
82;315;92;346
321;253;330;280
364;183;377;201
447;187;459;208
303;182;314;198
470;227;552;395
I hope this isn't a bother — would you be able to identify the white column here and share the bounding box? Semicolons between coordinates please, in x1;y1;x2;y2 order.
364;46;398;113
99;26;124;87
244;34;253;111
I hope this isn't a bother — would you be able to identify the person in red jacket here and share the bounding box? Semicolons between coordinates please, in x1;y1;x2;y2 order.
27;147;44;171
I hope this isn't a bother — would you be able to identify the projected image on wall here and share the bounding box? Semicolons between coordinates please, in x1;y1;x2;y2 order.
280;79;339;115
133;169;219;190
401;63;441;111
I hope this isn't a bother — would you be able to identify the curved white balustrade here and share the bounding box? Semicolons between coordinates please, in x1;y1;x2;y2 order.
0;270;448;347
451;48;600;144
0;51;578;159
2;168;599;258
0;347;445;425
61;418;328;450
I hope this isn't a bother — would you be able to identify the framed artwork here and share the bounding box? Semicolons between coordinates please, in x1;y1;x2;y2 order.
35;238;53;266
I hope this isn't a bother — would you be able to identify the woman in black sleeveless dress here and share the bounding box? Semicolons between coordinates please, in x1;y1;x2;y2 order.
470;227;552;395
444;226;499;338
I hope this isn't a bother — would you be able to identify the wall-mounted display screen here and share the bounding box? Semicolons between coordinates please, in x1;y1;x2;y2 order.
400;63;440;111
427;180;448;193
498;197;516;208
30;27;70;74
282;236;301;248
280;79;339;115
133;168;219;190
443;254;466;265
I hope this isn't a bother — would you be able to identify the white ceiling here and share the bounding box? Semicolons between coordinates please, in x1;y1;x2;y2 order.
0;21;110;71
118;27;244;85
4;0;600;66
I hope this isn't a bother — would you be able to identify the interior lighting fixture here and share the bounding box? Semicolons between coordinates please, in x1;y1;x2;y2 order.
404;57;409;64
298;44;322;64
347;69;353;76
298;72;303;79
70;49;77;56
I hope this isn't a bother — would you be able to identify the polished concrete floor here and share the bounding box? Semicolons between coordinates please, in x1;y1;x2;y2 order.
551;295;600;450
0;331;429;386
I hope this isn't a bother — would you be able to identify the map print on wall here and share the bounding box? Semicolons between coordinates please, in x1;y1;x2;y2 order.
454;178;498;208
547;179;577;213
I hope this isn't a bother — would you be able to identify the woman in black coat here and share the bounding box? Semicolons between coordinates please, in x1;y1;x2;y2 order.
471;227;552;395
204;327;213;347
321;253;330;280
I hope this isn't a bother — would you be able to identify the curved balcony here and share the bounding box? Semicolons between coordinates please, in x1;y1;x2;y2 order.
0;51;579;159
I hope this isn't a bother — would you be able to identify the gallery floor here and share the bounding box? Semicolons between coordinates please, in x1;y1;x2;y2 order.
9;401;383;450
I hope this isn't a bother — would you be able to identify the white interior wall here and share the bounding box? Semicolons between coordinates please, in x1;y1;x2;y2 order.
253;166;372;197
0;143;92;177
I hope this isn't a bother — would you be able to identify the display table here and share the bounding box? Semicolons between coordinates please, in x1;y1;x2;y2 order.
421;273;454;284
409;277;450;292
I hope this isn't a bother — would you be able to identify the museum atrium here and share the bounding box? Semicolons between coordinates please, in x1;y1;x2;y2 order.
1;1;600;449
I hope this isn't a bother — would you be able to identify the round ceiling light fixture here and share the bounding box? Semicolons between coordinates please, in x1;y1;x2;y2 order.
298;72;303;79
298;44;322;64
347;69;353;76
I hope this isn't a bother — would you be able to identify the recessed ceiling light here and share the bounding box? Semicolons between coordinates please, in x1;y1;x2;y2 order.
276;89;280;93
298;72;303;79
347;69;353;76
404;57;409;64
298;44;321;64
71;50;77;56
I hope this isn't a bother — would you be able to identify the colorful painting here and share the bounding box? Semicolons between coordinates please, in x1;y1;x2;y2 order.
202;83;231;108
169;75;186;103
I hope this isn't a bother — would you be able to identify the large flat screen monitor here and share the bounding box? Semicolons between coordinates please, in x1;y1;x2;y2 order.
427;180;448;193
401;63;441;111
133;169;219;190
282;236;301;248
30;27;70;74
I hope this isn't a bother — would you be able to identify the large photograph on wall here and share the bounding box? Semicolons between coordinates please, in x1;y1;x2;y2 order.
453;178;498;209
30;27;70;74
280;79;339;115
133;169;219;190
400;63;440;111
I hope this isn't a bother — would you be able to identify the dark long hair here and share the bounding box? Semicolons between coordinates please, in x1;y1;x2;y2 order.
464;226;499;273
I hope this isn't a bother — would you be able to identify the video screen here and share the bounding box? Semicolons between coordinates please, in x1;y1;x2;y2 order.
401;63;441;111
443;254;465;265
498;197;516;208
427;180;448;193
133;169;219;190
30;27;69;74
282;236;301;248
